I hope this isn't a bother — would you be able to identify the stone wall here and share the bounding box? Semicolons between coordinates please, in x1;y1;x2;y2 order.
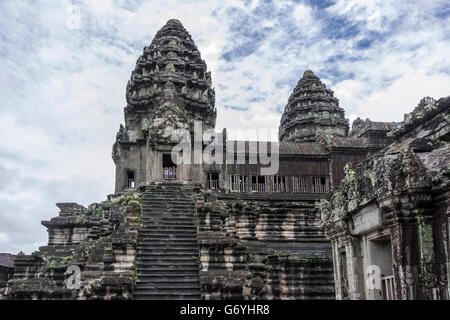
3;191;142;300
320;96;450;300
196;199;335;299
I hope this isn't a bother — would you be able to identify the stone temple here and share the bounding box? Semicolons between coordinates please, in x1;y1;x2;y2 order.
1;19;449;300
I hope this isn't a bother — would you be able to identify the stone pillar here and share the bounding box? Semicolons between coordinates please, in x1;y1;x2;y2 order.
390;216;426;300
330;239;343;300
434;190;450;299
329;231;361;300
345;236;365;299
427;192;450;300
136;144;142;186
146;145;153;183
447;203;450;296
323;219;350;300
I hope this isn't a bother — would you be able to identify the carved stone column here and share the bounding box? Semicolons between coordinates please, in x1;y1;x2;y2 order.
390;208;428;300
329;239;343;300
345;236;365;299
434;190;450;299
326;221;351;300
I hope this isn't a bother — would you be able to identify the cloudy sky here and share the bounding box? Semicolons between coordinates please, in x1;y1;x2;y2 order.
0;0;449;253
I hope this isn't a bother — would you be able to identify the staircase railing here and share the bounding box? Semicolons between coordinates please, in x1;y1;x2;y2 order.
381;275;395;300
251;183;266;192
162;168;177;180
207;180;218;190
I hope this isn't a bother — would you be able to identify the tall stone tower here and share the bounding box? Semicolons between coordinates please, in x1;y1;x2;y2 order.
279;70;349;143
112;19;216;192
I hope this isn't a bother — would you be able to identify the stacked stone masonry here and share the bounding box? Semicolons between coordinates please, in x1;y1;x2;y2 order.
320;96;450;300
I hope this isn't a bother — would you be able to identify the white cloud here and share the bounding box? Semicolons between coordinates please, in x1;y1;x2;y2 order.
336;71;450;123
0;232;10;247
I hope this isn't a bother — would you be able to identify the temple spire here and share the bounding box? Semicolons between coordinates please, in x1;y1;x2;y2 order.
279;70;349;143
119;18;216;147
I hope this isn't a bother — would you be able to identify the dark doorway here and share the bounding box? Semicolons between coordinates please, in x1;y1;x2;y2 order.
162;153;177;180
126;170;135;188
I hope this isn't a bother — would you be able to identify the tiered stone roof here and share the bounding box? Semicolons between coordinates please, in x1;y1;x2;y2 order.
118;19;216;147
279;70;349;143
351;118;399;138
0;253;15;268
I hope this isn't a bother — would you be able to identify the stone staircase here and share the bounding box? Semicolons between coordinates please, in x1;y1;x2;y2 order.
133;183;201;300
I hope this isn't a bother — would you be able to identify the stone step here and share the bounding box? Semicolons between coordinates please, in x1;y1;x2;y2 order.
138;231;197;237
139;257;199;271
142;210;195;215
137;265;199;272
139;233;197;241
141;216;194;221
133;279;200;292
140;216;195;221
133;291;201;298
138;249;198;255
137;276;200;282
134;284;200;291
139;250;198;256
139;252;199;258
137;268;200;275
139;225;196;231
139;254;199;261
142;204;194;208
142;207;194;211
139;240;199;247
143;195;193;198
139;219;195;224
138;239;198;245
139;243;198;249
141;210;195;215
139;250;199;256
139;261;199;267
139;234;197;241
133;293;201;300
140;215;195;219
143;198;193;201
139;260;199;267
143;196;193;199
135;183;201;300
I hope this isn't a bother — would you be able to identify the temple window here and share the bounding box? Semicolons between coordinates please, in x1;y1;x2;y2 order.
272;176;286;192
206;172;219;190
251;176;266;192
230;175;246;192
292;176;308;193
312;177;327;193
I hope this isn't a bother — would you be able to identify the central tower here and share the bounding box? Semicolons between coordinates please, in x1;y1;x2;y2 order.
113;19;216;192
